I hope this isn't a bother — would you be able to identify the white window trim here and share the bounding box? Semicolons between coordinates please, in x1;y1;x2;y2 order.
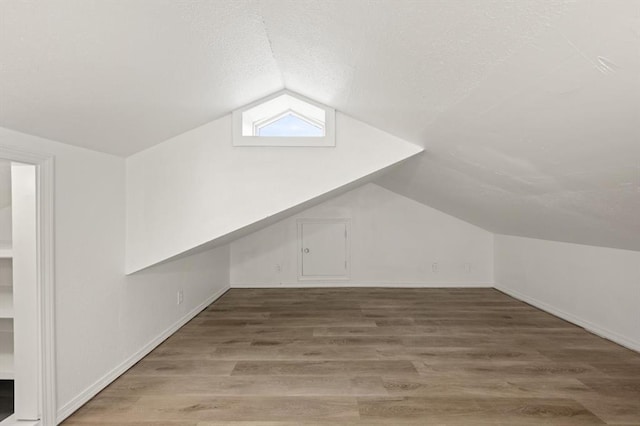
254;109;324;137
232;90;336;147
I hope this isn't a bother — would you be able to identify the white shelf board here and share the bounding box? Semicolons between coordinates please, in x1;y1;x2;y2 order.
0;416;39;426
0;331;14;380
0;287;13;319
0;244;12;259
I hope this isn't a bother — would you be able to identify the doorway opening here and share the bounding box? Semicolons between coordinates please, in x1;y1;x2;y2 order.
0;147;55;426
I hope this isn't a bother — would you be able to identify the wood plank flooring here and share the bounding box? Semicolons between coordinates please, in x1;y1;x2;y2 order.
63;288;640;425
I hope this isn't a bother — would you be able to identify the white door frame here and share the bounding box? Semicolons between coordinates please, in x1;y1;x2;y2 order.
297;218;351;281
0;145;56;425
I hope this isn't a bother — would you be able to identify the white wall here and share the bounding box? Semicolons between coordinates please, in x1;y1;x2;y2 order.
126;112;422;274
1;121;637;424
231;183;493;287
0;127;231;424
495;234;640;352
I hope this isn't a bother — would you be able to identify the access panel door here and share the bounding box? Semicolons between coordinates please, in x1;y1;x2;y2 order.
299;220;349;280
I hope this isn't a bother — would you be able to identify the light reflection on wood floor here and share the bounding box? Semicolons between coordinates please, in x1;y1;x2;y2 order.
64;288;640;425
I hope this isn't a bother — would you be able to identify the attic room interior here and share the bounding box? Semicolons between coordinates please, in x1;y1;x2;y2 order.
0;0;639;425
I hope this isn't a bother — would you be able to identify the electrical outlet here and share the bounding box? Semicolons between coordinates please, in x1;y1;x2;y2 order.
177;290;184;305
464;263;471;273
432;262;439;273
276;264;281;272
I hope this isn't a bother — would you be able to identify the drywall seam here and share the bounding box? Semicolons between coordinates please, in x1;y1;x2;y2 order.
231;282;493;288
495;283;640;353
55;285;230;424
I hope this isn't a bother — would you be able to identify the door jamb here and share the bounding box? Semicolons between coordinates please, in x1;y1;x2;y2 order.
0;144;56;425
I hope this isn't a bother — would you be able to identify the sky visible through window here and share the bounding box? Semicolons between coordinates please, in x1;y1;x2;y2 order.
257;113;323;137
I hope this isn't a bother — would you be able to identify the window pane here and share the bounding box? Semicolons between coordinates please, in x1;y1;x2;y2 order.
257;114;324;137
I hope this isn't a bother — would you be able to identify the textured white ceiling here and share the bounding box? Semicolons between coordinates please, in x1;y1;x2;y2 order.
375;0;640;251
1;0;638;249
2;0;580;156
0;0;283;155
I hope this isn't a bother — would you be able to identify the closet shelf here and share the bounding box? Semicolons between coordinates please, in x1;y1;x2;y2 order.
0;245;12;259
0;287;13;319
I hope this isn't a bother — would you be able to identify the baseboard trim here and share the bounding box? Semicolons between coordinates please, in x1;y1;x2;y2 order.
232;281;493;288
55;285;230;424
495;284;640;353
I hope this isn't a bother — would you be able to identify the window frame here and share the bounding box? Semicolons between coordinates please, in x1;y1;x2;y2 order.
254;110;324;137
232;90;336;147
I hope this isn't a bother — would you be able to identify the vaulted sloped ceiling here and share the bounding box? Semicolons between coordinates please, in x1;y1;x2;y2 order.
374;0;640;251
1;0;638;250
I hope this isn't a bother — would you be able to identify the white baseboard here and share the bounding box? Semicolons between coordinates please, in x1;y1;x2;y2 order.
495;284;640;353
232;281;493;288
55;285;230;424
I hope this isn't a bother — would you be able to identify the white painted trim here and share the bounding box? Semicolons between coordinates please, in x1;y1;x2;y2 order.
232;90;336;147
0;145;56;426
495;283;640;353
232;282;493;288
55;285;230;424
12;161;39;419
37;158;56;425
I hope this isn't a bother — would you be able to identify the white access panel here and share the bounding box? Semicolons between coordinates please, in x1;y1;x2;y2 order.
298;219;350;280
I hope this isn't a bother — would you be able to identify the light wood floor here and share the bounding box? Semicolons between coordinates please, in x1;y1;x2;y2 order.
64;288;640;425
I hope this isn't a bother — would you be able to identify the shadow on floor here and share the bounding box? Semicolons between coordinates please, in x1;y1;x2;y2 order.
0;380;13;422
